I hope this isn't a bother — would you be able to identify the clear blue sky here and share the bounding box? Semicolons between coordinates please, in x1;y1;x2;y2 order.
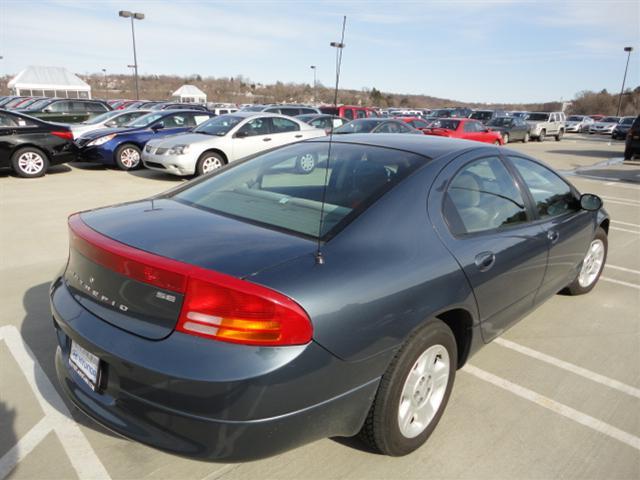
1;0;638;103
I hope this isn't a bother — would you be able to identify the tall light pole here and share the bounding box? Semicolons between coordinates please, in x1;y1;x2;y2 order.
616;46;633;117
0;55;4;95
119;10;144;100
101;68;108;100
310;65;317;103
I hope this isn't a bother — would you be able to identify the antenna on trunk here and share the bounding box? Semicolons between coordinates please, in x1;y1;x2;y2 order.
315;15;347;266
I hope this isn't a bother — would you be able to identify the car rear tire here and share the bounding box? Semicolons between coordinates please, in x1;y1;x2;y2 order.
196;151;226;176
11;147;50;178
555;130;563;141
502;133;509;144
565;227;607;295
358;319;457;456
538;130;546;142
523;132;530;143
115;144;142;170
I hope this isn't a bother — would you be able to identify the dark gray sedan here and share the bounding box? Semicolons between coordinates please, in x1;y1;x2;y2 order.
51;135;609;461
486;116;531;143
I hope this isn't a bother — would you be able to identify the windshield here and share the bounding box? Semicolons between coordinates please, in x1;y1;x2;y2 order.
470;111;493;121
621;117;635;125
23;99;54;111
172;142;426;239
124;112;165;128
432;119;460;130
601;117;620;123
567;116;584;121
241;106;265;112
334;119;383;134
83;111;120;125
193;115;243;136
487;117;513;127
526;113;549;121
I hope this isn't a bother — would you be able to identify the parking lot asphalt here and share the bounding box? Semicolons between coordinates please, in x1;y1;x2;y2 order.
1;133;638;480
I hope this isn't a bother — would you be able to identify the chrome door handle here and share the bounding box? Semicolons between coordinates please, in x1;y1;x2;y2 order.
475;252;496;272
547;230;560;243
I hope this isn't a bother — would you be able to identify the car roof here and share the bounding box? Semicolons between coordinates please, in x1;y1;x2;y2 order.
308;133;483;160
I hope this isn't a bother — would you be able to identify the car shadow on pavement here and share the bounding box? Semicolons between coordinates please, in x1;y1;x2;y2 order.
68;161;107;171
20;282;117;438
547;149;620;159
0;164;72;178
0;400;18;467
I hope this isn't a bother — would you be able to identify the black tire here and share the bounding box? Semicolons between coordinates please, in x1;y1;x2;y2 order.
565;227;608;295
358;319;457;456
115;144;142;170
538;130;546;142
555;129;563;141
295;152;318;174
196;151;226;176
502;133;509;144
523;132;530;143
11;147;50;178
624;147;634;161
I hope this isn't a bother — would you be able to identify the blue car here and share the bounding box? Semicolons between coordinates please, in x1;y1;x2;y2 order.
75;110;214;170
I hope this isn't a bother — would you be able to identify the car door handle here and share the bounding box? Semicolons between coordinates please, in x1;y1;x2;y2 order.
263;137;272;142
547;230;560;243
295;134;303;138
474;252;496;272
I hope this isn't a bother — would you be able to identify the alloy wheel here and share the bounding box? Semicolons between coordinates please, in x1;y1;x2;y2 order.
578;239;605;288
18;151;45;175
120;148;140;168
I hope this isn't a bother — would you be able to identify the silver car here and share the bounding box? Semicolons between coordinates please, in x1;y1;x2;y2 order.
565;115;594;133
142;112;326;176
589;116;621;134
69;110;150;138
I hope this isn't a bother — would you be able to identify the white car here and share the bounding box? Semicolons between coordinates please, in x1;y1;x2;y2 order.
69;110;150;138
589;116;620;134
565;115;594;133
142;112;326;176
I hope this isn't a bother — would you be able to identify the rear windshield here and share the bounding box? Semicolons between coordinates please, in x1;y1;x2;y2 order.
487;117;513;127
172;142;427;239
601;117;620;123
567;116;584;121
470;111;493;120
526;113;549;121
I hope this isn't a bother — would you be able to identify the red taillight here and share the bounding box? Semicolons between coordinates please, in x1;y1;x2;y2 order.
51;131;74;141
68;214;312;346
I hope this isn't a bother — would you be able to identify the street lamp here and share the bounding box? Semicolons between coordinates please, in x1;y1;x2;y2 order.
329;40;346;107
119;10;144;100
616;46;634;117
310;65;317;103
101;68;108;100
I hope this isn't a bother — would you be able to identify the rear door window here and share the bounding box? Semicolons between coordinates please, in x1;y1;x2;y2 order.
272;117;300;133
237;117;271;137
342;109;354;120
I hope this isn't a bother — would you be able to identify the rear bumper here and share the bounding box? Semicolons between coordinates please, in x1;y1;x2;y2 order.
51;278;379;461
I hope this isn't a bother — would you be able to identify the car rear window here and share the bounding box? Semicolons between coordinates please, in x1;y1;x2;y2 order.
172;142;427;239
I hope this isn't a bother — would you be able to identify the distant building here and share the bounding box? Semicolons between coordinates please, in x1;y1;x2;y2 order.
8;66;91;98
172;84;207;104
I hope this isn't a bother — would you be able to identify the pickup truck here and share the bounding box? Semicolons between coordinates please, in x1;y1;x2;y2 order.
525;112;565;142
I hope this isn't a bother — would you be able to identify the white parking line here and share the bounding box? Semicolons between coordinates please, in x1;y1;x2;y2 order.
600;276;640;290
0;326;110;480
605;181;640;190
493;337;640;399
606;265;640;275
610;226;640;234
602;199;640;207
612;220;640;227
463;365;640;451
601;195;640;206
0;419;51;479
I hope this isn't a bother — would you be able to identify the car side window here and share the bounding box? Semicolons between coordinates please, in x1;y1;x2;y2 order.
508;156;579;219
356;110;367;119
271;117;300;133
47;101;71;113
0;113;19;127
193;114;211;125
396;122;413;133
86;102;107;112
163;114;188;127
463;122;476;132
311;118;330;130
376;122;394;133
237;117;271;137
343;109;354;120
444;157;528;235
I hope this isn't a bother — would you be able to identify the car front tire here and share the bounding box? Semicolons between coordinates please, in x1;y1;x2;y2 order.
565;227;608;295
11;147;50;178
358;319;457;456
196;151;226;176
555;129;563;141
115;144;142;170
523;132;530;143
538;130;546;142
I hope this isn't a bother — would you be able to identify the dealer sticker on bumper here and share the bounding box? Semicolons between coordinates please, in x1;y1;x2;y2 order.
69;341;100;391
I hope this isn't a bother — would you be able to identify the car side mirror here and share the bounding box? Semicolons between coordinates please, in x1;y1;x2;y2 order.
580;193;602;211
151;121;164;131
234;130;248;138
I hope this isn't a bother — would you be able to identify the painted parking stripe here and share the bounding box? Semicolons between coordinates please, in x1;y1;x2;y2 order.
601;195;640;205
493;337;640;399
606;265;640;275
605;181;640;190
602;199;640;207
610;226;640;234
600;276;640;290
463;365;640;451
0;419;51;479
612;220;640;227
0;326;110;480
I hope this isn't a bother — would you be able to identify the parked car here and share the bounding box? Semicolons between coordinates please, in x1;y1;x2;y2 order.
588;116;621;135
486;116;531;143
395;116;435;133
510;111;529;118
423;118;504;145
565;115;594;133
150;102;210;111
611;116;635;139
69;110;151;138
241;104;320;116
589;114;605;121
624;115;640;160
24;98;111;123
75;110;214;170
427;107;472;119
468;110;507;124
296;114;348;134
319;105;377;120
334;118;422;135
209;107;239;116
3;96;37;109
143;112;325;176
51;133;609;462
0;109;75;177
525;112;565;141
0;96;20;107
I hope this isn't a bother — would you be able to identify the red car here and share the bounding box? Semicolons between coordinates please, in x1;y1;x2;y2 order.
424;118;504;145
319;105;378;121
395;116;433;133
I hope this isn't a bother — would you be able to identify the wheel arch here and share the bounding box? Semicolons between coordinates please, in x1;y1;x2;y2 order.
10;143;51;160
435;308;474;368
599;217;609;234
199;148;228;164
